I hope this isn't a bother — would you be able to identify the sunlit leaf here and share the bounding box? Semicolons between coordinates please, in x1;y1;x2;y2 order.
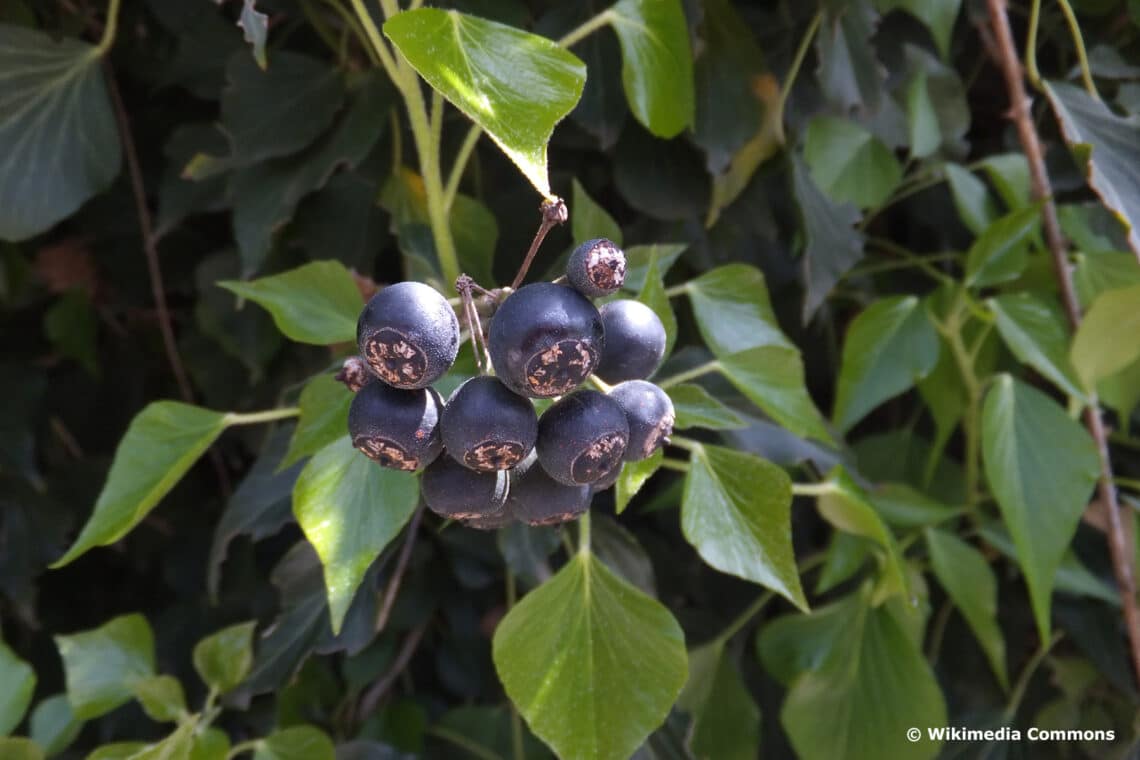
219;261;361;345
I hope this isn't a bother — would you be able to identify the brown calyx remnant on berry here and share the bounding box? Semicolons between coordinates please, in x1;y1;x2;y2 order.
642;411;676;459
465;440;527;470
525;339;598;396
354;435;418;471
335;356;373;392
585;240;627;293
571;431;627;483
364;327;428;387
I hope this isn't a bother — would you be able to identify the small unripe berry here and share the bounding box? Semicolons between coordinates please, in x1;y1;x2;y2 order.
536;390;629;485
357;282;459;389
566;238;626;297
508;452;591;526
441;377;537;471
348;381;443;470
595;300;666;383
488;283;604;398
609;380;675;461
422;456;509;520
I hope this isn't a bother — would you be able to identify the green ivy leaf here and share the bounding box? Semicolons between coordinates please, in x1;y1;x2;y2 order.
1074;251;1140;306
815;0;884;114
868;483;960;529
607;0;694;138
572;178;622;245
621;243;686;293
816;468;908;600
254;726;335;760
55;614;155;720
964;205;1039;287
833;295;939;433
492;551;687;760
193;621;257;694
804;117;902;209
282;374;353;468
666;384;747;431
129;675;186;723
384;8;585;197
877;0;961;59
0;637;34;735
979;522;1119;607
687;264;792;355
615;449;663;514
792;155;866;318
129;722;197;760
87;742;147;760
981;375;1099;640
591;515;657;595
816;532;871;594
777;587;947;760
637;252;677;360
52;403;229;567
925;529;1008;690
0;25;121;241
238;0;268;70
720;347;833;443
192;728;231;760
1045;80;1140;256
682;444;806;610
979;153;1032;210
945;164;996;236
29;695;81;756
756;591;862;686
988;292;1087;400
903;70;939;158
677;642;760;760
0;738;43;760
293;437;419;634
1070;283;1140;390
219;261;360;345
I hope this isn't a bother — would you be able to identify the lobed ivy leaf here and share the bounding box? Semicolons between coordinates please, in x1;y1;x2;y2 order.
293;437;419;634
55;614;155;720
384;8;585;197
219;261;361;345
492;551;687;760
52;403;229;568
682;444;807;610
0;25;121;241
981;375;1099;641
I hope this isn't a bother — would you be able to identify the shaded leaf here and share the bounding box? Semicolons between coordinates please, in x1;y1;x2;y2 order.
945;164;996;236
193;621;257;694
615;449;663;515
255;726;335;760
877;0;960;59
0;25;121;241
1045;80;1140;257
608;0;694;138
964;205;1038;287
572;178;622;246
988;292;1087;400
792;155;865;319
0;637;34;735
282;375;353;468
720;347;833;443
666;384;747;431
592;515;657;595
497;523;559;588
833;295;939;432
637;252;677;360
129;675;186;723
384;8;585;196
492;552;687;760
677;642;760;760
756;591;862;687
868;483;959;529
1069;283;1140;389
29;695;81;756
55;614;155;720
0;738;43;760
815;0;884;114
53;403;228;567
903;70;939;158
219;261;360;345
804;117;901;208
682;444;806;610
293;437;419;633
981;375;1099;640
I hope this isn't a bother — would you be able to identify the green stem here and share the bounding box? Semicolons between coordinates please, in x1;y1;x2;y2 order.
587;375;614;393
224;407;301;426
1003;632;1063;722
226;740;261;760
668;436;702;453
664;283;689;298
657;360;721;389
1114;477;1140;495
426;727;505;760
659;458;690;473
717;592;775;643
936;294;984;507
845;252;962;280
558;10;613;48
1056;0;1099;100
347;0;401;83
579;510;592;556
95;0;122;56
791;481;837;497
444;124;483;210
775;9;824;129
1025;0;1043;90
866;237;953;285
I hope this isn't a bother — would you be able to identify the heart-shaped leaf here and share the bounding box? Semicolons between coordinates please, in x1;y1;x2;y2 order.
55;614;155;720
193;621;257;694
492;551;687;760
384;8;586;196
0;25;121;241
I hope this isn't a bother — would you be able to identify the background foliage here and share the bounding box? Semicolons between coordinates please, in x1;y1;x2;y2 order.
3;0;1140;758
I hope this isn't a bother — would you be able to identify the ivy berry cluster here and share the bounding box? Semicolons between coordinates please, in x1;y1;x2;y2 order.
343;204;674;529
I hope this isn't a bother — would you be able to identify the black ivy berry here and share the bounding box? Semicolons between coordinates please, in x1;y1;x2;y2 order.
488;283;604;398
536;390;629;485
441;377;537;471
422;455;509;520
590;461;623;493
609;380;675;461
357;281;459;389
566;238;626;297
508;452;591;526
348;381;443;471
595;300;666;383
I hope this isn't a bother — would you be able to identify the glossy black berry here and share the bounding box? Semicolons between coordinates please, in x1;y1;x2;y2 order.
609;380;675;461
488;283;604;398
422;456;509;520
536;390;629;485
441;377;537;471
566;238;626;297
348;381;443;471
590;461;623;493
508;452;591;526
461;507;518;530
595;300;666;383
357;281;459;389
